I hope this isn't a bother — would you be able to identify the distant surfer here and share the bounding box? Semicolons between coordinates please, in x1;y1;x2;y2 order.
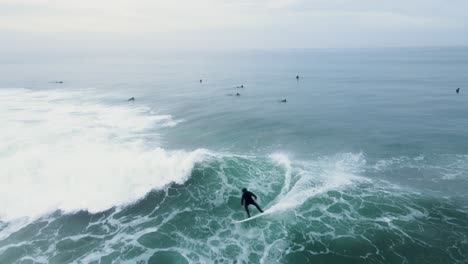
296;75;299;81
200;79;203;83
456;88;460;94
128;97;135;102
280;99;287;103
241;188;263;218
236;93;240;96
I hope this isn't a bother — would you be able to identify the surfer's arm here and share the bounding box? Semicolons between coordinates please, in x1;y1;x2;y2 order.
252;193;257;200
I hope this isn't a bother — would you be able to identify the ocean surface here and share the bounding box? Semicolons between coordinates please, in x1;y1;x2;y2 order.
0;47;467;263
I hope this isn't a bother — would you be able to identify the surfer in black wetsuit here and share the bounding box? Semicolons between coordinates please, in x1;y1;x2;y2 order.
241;188;263;218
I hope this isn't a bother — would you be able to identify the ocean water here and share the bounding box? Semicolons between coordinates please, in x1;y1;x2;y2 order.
0;47;467;263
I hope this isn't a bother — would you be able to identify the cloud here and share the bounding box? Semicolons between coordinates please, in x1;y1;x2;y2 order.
0;0;466;50
0;0;260;32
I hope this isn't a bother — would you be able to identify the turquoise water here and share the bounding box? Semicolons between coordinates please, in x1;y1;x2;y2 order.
0;48;467;263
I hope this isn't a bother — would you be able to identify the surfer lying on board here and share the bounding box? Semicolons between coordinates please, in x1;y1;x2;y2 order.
241;188;264;218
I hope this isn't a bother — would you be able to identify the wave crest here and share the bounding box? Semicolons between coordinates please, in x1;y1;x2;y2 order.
0;88;204;221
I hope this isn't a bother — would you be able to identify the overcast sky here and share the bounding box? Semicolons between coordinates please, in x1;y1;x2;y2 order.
1;0;467;52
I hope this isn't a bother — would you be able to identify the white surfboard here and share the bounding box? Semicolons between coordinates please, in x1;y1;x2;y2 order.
233;209;272;223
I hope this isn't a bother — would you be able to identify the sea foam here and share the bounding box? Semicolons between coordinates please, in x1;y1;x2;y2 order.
266;152;366;214
0;88;208;221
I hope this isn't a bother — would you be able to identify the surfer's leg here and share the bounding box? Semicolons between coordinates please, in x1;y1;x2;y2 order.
245;205;251;218
253;202;263;213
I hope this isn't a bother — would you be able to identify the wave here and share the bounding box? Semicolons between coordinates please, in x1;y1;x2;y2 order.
264;152;367;215
2;119;466;264
0;88;207;221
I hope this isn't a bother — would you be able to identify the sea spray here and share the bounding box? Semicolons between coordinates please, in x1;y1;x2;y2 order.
0;88;207;221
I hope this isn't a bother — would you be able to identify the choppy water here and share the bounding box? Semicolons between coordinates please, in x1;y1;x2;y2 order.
1;48;468;263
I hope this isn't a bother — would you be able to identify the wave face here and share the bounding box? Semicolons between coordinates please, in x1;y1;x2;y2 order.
1;88;467;264
0;88;207;221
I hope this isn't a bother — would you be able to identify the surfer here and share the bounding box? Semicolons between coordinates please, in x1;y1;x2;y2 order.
128;97;135;102
296;75;299;81
456;88;460;94
241;188;263;218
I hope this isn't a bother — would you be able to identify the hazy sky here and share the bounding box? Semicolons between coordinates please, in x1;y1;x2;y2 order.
1;0;467;52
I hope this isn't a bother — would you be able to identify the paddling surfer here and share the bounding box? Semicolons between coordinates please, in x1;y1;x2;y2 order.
241;188;263;218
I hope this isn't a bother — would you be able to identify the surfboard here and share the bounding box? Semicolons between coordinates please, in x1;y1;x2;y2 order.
233;209;272;223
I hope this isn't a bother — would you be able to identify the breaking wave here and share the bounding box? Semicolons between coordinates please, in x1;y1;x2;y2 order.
0;88;208;221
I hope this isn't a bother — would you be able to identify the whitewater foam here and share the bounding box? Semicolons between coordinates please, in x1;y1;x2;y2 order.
266;153;366;214
0;88;207;221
